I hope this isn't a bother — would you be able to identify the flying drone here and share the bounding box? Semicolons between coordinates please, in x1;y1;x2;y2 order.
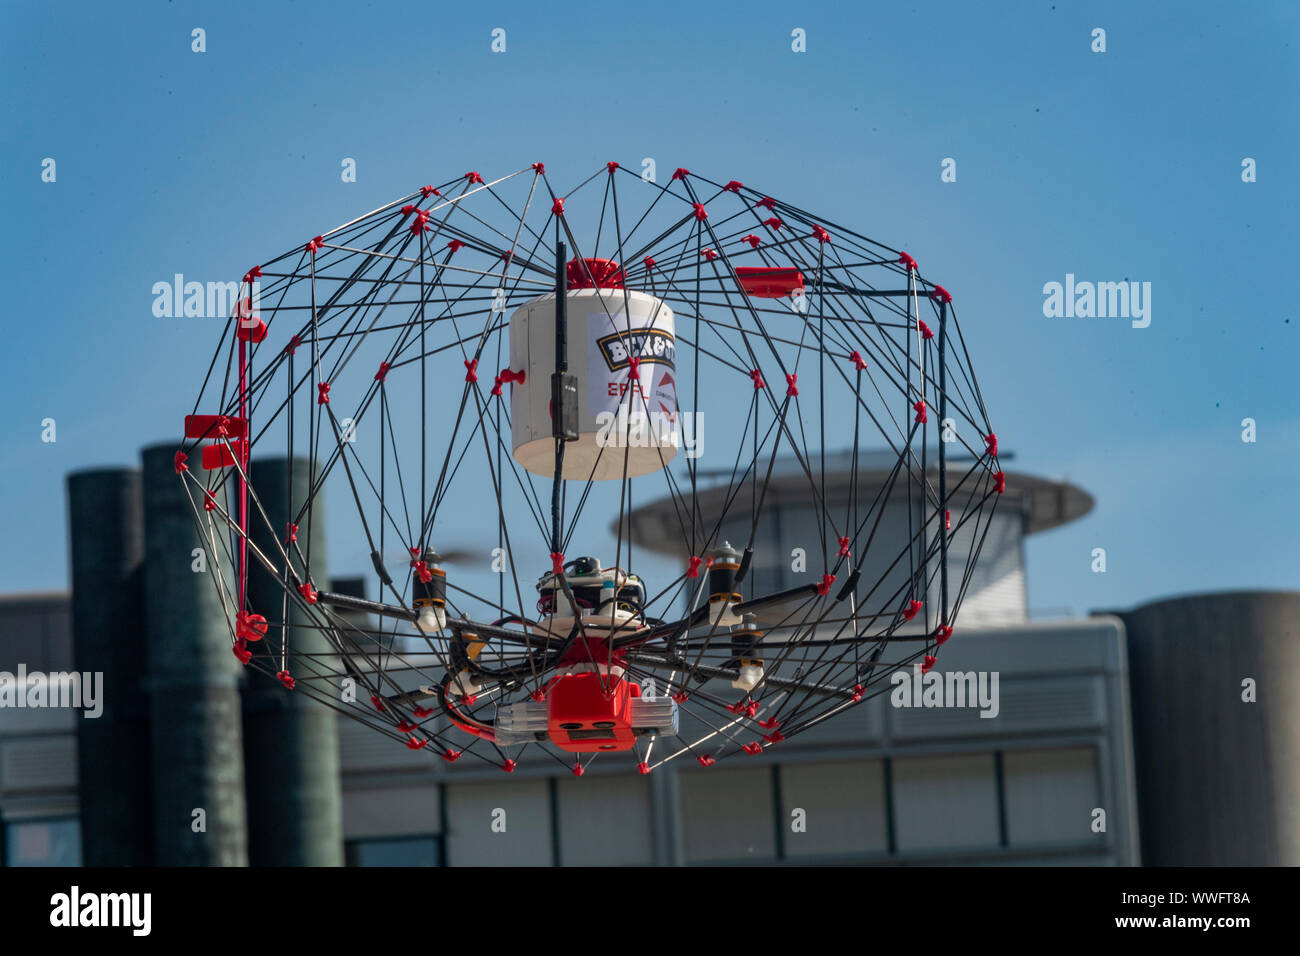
176;163;1003;775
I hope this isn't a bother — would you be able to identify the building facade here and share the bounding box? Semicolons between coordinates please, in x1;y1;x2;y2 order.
0;453;1147;867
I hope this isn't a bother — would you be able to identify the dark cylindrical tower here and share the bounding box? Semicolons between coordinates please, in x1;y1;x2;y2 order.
1117;590;1300;865
140;442;249;865
66;467;154;866
242;457;343;866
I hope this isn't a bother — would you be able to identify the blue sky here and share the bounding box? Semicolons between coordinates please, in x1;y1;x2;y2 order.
1;0;1296;617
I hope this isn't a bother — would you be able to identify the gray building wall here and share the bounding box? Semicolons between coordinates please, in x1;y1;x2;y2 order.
1115;590;1300;866
0;596;1141;867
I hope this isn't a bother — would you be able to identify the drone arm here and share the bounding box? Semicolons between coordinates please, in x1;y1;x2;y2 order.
624;652;857;701
316;591;550;648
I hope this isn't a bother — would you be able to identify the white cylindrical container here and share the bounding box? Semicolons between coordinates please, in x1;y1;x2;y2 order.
509;287;679;480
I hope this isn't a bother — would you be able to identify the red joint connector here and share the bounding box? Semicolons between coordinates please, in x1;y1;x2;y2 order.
461;694;477;706
743;234;762;248
849;350;867;371
930;285;952;304
285;523;298;544
465;171;483;184
501;759;516;773
413;706;434;718
903;599;923;621
530;690;545;702
528;162;544;174
945;509;952;530
913;399;928;424
816;573;836;596
743;742;763;755
464;358;478;383
756;197;776;209
441;748;461;763
643;256;656;272
638;761;651;775
491;367;525;396
627;356;640;381
702;248;718;261
692;202;708;220
375;361;391;383
697;754;716;768
994;471;1006;494
406;737;428;750
838;537;851;557
673;691;689;704
922;655;937;674
749;368;766;389
174;450;188;474
984;433;998;458
298;581;318;604
203;490;217;512
745;701;760;718
277;670;296;690
236;611;268;643
499;248;513;263
421;185;440;198
397;720;417;733
724;180;744;192
785;373;799;397
550;552;565;576
686;555;704;578
370;695;386;713
852;684;864;703
285;334;302;355
672;167;690;180
758;717;780;729
571;763;584;777
306;236;324;255
936;625;954;646
813;225;831;244
447;239;466;254
243;265;263;285
415;561;432;584
763;730;785;743
606;161;619;172
400;204;417;218
918;319;934;340
898;251;918;272
764;216;783;230
551;196;565;215
232;639;252;665
726;700;746;714
317;382;330;405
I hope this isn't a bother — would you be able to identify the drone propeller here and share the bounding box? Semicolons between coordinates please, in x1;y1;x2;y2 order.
379;545;490;567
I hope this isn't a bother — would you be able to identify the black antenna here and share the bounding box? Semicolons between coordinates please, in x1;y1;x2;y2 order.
550;238;577;556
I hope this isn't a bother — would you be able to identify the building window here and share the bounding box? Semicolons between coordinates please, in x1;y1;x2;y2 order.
4;817;81;867
345;835;441;866
556;774;654;866
444;779;552;866
1001;747;1100;846
891;753;1001;854
679;766;776;864
779;759;888;860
